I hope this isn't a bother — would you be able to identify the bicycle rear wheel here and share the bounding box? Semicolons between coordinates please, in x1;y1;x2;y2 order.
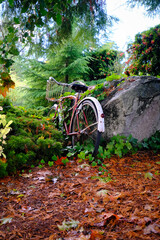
71;99;101;156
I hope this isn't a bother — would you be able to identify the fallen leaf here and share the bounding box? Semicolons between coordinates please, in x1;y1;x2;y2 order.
93;212;123;227
144;204;152;211
144;222;160;235
89;230;104;240
57;219;79;231
144;172;153;180
96;189;108;197
21;173;32;178
0;217;13;225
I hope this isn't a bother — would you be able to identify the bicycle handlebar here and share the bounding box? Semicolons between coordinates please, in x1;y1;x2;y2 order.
48;77;86;87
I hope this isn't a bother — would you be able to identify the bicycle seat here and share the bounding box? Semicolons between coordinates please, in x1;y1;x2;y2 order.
71;83;88;93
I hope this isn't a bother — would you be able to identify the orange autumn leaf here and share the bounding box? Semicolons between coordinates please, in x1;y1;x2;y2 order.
0;157;7;163
0;76;15;97
0;86;9;97
55;156;67;165
41;124;45;131
89;230;104;240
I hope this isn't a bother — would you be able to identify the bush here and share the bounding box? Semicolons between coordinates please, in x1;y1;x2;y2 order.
125;24;160;76
0;159;8;178
141;131;160;151
86;44;124;81
0;100;64;177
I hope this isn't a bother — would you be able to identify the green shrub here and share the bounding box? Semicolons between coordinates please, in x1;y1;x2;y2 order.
36;138;62;161
105;135;133;158
86;45;124;80
6;136;36;152
125;24;160;76
0;102;64;177
0;160;8;178
141;131;160;152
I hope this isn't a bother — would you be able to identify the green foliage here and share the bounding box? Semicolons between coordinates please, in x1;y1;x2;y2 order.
11;57;51;108
48;161;54;167
80;82;105;101
61;157;69;166
105;134;135;158
0;160;8;178
81;74;125;102
0;100;63;177
36;138;62;161
48;38;92;83
127;0;160;16
77;151;86;160
141;131;160;151
0;0;110;96
86;44;125;81
125;24;160;76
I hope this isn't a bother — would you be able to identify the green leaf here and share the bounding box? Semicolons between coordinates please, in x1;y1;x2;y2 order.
156;162;160;165
24;32;29;38
67;152;74;157
0;57;5;64
17;194;24;198
8;0;14;7
78;151;86;160
52;155;57;161
88;154;94;162
91;161;97;167
62;158;69;166
40;159;45;164
145;172;153;180
14;17;20;24
48;161;54;167
98;166;103;171
9;46;19;56
57;219;79;231
56;13;62;25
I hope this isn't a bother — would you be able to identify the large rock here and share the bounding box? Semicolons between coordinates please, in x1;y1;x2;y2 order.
101;76;160;141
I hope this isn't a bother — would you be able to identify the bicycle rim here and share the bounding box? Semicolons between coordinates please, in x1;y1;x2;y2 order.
71;99;101;156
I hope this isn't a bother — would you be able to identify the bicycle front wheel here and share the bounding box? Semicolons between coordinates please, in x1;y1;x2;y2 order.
71;99;101;156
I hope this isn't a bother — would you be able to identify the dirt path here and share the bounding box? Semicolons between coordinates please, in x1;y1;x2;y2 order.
0;151;160;239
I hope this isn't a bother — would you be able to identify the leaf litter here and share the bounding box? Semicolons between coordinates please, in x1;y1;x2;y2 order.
0;150;160;239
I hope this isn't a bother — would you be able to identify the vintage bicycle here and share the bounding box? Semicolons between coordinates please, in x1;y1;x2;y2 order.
46;77;105;156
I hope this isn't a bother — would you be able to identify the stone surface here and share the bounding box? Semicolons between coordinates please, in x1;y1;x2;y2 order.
101;76;160;141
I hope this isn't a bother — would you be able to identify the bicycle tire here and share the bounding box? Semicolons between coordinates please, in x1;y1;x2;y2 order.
71;99;101;156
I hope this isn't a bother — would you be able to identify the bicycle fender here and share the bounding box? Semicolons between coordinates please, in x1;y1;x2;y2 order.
79;97;105;133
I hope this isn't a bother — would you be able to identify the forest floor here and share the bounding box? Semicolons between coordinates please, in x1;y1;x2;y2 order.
0;150;160;240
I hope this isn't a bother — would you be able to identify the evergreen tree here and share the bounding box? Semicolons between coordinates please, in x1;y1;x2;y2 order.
0;0;114;96
127;0;160;16
11;57;52;107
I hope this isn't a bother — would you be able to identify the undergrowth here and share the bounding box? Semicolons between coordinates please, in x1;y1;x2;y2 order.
0;98;64;177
